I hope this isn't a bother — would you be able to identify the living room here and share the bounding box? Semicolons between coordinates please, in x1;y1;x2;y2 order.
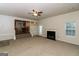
0;3;79;56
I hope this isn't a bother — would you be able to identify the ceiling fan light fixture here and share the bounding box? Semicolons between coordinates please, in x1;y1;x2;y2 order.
33;13;38;16
29;9;43;17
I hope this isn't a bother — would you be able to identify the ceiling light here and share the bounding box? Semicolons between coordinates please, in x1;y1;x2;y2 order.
33;13;38;16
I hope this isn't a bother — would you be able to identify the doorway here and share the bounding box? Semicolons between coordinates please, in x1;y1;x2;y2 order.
15;20;31;39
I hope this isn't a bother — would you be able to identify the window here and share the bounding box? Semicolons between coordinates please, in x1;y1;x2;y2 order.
65;22;76;36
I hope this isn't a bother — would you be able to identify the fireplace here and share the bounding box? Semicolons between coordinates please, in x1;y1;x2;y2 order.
47;31;56;40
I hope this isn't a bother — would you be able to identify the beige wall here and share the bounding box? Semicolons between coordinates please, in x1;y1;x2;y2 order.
0;15;38;41
39;10;79;45
0;15;15;41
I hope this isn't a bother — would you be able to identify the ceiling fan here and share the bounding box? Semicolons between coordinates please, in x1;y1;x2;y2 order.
28;9;43;17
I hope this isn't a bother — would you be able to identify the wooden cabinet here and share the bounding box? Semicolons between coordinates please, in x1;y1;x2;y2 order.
15;20;30;35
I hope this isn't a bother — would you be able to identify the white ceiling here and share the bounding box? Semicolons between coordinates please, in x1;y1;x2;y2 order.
0;3;79;20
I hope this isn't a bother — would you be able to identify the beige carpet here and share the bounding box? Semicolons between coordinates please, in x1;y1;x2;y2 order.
0;36;79;56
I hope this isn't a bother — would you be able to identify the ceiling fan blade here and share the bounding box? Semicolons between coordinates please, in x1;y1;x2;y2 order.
33;9;38;13
28;12;33;14
33;9;35;12
38;13;41;16
38;12;43;13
